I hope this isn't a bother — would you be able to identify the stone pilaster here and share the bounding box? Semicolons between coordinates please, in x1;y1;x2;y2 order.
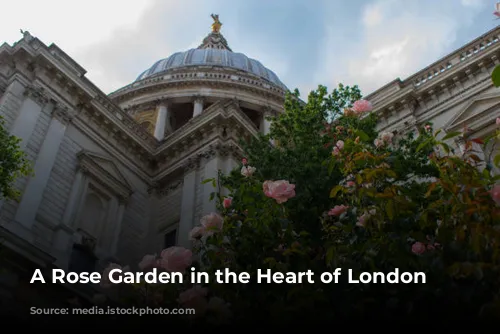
15;103;72;229
177;159;199;248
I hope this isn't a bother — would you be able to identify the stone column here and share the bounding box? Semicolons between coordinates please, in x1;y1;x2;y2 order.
154;104;167;141
202;151;220;215
260;107;273;136
193;97;204;117
99;196;119;252
15;105;72;229
178;161;198;248
61;167;86;226
111;199;126;255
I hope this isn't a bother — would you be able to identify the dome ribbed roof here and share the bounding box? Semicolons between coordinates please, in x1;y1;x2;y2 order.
134;16;287;90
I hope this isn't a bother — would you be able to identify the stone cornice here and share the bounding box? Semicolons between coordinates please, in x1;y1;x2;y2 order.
366;26;500;102
109;67;286;104
0;38;157;153
154;138;243;182
370;45;499;115
373;53;496;133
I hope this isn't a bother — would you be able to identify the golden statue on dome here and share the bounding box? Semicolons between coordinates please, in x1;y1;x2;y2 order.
211;14;222;33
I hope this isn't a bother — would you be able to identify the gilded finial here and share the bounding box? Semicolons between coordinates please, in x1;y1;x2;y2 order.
211;14;222;33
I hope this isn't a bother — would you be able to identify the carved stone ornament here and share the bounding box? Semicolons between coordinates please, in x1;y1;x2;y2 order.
158;179;183;196
403;98;418;114
262;106;276;117
197;146;217;162
51;103;74;124
23;85;49;105
183;158;200;173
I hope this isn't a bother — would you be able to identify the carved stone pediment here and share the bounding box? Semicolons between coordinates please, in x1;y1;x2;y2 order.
77;150;133;202
445;92;500;132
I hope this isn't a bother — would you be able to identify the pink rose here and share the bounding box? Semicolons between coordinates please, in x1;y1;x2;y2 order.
200;213;224;235
411;242;426;255
332;146;340;156
352;99;373;114
356;213;369;227
189;226;205;240
374;138;383;148
380;132;394;143
345;181;356;188
241;165;256;177
491;184;500;206
138;254;158;271
328;205;349;216
223;197;232;209
496;118;500;126
242;158;248;165
336;140;344;150
425;125;431;131
178;285;208;316
263;180;296;204
160;246;192;273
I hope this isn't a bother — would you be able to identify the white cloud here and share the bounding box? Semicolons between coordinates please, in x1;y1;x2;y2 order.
362;4;384;27
0;0;154;52
461;0;487;8
316;0;480;96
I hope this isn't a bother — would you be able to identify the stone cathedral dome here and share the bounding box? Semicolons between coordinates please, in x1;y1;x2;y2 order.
134;15;287;90
135;48;287;90
109;14;287;141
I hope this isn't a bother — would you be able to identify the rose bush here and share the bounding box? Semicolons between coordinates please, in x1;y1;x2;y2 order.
97;85;500;327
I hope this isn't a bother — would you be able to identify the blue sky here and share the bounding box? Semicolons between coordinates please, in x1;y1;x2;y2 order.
0;0;496;97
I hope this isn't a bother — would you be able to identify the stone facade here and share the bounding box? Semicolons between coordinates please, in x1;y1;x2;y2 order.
0;23;499;302
0;25;283;294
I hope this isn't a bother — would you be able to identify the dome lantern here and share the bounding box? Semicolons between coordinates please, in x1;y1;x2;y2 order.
197;14;232;51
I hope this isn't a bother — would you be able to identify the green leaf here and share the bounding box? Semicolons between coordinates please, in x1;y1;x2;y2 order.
386;200;394;220
442;131;462;141
201;178;215;185
416;138;431;153
355;130;369;142
494;154;500;168
492;64;500;87
326;246;335;266
330;185;343;198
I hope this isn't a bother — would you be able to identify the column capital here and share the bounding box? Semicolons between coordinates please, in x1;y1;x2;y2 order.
183;157;200;174
24;84;49;106
262;105;276;117
193;95;205;104
51;103;73;124
156;99;171;107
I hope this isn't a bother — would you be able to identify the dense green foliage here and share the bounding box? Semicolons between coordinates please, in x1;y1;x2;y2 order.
0;116;32;201
100;84;500;327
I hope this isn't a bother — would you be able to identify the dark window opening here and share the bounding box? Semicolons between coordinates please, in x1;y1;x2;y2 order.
164;229;177;248
68;244;97;274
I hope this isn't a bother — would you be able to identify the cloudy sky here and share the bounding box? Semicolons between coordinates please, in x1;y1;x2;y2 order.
0;0;496;97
